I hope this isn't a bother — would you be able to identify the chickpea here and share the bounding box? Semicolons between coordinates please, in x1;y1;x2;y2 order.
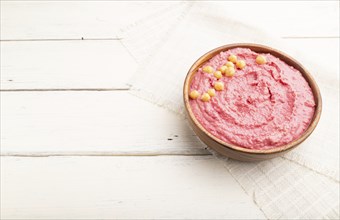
228;54;237;63
189;90;200;99
201;93;211;102
214;82;224;91
225;67;235;77
225;61;234;68
207;88;216;97
236;60;246;69
256;55;266;64
203;65;214;73
214;71;222;79
219;65;228;74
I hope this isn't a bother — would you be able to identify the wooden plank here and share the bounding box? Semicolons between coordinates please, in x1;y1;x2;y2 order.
1;1;338;40
0;91;207;155
0;1;182;40
0;40;136;90
1;38;338;90
0;156;265;219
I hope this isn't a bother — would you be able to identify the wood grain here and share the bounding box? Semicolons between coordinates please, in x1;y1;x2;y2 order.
0;156;266;219
0;91;207;155
1;1;338;40
0;1;181;40
0;40;135;90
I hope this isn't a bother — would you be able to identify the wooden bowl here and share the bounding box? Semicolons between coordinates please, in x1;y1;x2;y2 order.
183;43;322;161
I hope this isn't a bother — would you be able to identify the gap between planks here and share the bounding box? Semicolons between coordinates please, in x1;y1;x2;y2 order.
0;37;123;42
0;88;130;92
0;152;212;157
1;36;338;42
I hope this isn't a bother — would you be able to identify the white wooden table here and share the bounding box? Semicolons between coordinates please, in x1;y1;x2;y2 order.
1;1;339;219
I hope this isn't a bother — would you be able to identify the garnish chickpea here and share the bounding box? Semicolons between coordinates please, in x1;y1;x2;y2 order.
203;65;214;73
201;93;211;102
256;55;267;64
189;90;200;99
214;71;223;79
236;60;246;69
214;82;225;91
228;54;237;63
225;67;235;77
207;88;216;97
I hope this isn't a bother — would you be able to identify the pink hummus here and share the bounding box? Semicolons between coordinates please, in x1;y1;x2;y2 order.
190;48;315;149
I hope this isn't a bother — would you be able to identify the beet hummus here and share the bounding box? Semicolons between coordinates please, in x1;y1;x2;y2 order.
189;48;315;150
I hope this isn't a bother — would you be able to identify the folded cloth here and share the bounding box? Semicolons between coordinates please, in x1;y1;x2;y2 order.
121;2;339;219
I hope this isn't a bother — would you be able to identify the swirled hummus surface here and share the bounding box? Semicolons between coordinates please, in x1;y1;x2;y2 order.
189;48;315;149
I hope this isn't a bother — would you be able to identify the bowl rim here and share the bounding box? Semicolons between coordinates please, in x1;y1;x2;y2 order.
183;43;322;155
